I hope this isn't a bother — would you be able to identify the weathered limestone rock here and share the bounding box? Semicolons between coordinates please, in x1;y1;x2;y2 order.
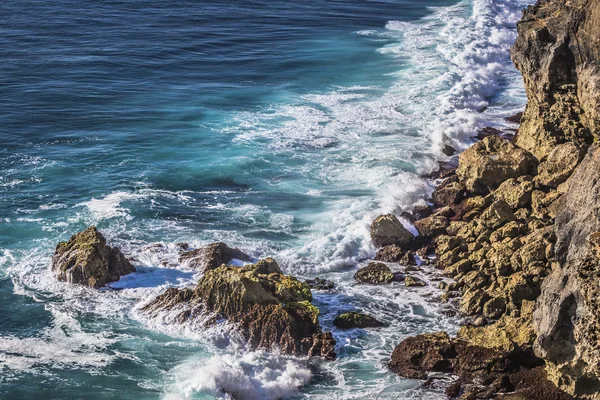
479;200;516;230
52;226;135;288
388;332;456;379
144;258;335;359
374;244;404;262
333;312;385;329
493;177;534;209
534;145;600;398
354;262;394;284
404;276;426;287
535;143;585;188
370;214;414;248
179;242;251;272
511;0;600;160
413;215;449;238
456;136;537;194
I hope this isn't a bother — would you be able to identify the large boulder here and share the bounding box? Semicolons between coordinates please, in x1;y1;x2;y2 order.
179;242;251;272
52;226;135;288
534;144;600;397
370;214;414;248
456;136;537;194
143;258;335;359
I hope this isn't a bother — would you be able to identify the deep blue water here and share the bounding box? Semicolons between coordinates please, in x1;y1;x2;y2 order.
1;0;528;398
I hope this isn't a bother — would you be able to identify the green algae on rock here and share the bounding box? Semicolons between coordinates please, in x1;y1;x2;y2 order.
51;226;135;288
143;257;336;359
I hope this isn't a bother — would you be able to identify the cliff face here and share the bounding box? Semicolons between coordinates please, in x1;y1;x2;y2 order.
511;0;600;160
513;1;600;397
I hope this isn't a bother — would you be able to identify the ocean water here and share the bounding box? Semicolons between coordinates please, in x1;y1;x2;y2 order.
0;0;529;398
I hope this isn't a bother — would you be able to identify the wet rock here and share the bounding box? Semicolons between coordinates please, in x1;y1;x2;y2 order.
388;332;456;380
399;251;417;266
412;204;433;220
333;312;385;329
52;226;135;288
305;277;334;290
534;142;585;189
374;244;405;262
354;262;394;284
432;181;467;208
505;112;523;124
405;276;426;287
456;136;537;194
179;242;251;272
370;214;414;248
442;144;456;156
144;258;335;359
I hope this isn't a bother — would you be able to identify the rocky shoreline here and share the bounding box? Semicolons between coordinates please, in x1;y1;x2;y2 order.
47;0;600;398
379;0;600;398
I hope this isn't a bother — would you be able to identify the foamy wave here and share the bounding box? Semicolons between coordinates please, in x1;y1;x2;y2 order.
162;351;312;400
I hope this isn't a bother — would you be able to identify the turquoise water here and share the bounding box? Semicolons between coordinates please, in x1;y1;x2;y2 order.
1;0;528;398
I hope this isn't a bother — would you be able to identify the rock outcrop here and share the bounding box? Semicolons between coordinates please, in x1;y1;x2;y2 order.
534;145;600;398
353;262;394;284
52;226;135;288
511;0;600;160
179;242;251;272
143;258;335;359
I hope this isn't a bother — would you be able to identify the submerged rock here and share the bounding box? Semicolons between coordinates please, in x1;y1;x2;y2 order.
179;242;251;272
404;276;426;287
370;214;414;248
143;258;335;359
353;262;394;284
333;312;385;329
51;226;135;288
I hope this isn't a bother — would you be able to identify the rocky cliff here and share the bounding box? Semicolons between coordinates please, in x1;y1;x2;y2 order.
383;0;600;398
511;0;600;160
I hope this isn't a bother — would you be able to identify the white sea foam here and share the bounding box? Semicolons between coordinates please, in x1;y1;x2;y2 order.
162;351;312;400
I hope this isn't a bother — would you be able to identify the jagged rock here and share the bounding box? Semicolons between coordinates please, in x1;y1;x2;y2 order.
432;181;467;208
179;242;251;272
493;177;534;209
412;204;433;220
354;262;394;284
535;145;600;397
405;276;426;287
305;277;334;290
399;251;416;266
479;200;516;229
512;0;598;160
370;214;414;248
388;332;456;380
143;258;335;359
535;143;585;188
333;312;385;329
374;244;404;262
52;226;135;288
456;136;538;194
483;297;506;320
413;215;449;238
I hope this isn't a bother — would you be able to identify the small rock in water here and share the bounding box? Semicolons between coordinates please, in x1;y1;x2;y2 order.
370;214;414;248
51;226;135;289
305;277;334;290
405;276;426;287
375;244;405;262
333;312;386;329
354;262;395;284
179;242;251;272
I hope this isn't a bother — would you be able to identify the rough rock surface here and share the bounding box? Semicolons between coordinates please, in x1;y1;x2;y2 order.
333;312;385;329
52;226;135;288
370;214;414;248
511;0;600;160
179;242;251;272
353;262;394;284
534;145;600;398
144;258;335;359
456;136;537;194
